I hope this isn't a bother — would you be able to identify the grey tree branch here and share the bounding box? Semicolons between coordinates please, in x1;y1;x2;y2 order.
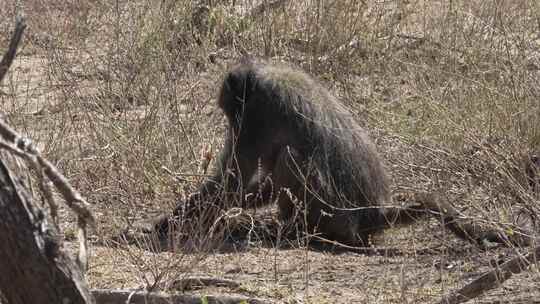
438;245;540;304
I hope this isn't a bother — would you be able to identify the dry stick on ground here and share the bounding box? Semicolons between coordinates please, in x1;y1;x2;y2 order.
169;277;240;291
92;289;272;304
0;160;94;304
438;245;540;304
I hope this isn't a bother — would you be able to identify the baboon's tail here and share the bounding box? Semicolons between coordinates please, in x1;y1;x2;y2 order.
386;192;535;248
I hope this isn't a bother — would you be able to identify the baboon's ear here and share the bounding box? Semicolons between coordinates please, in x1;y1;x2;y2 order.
223;69;247;94
223;57;257;94
221;65;258;107
219;68;249;118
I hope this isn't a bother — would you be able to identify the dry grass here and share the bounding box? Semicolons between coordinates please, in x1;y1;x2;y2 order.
1;0;539;303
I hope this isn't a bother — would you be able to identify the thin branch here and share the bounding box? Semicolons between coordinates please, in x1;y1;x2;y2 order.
0;14;26;83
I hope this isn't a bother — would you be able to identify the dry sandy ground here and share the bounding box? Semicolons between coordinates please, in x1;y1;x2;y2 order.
85;225;540;304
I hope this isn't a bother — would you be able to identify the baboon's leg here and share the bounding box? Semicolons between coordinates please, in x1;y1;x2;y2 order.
270;147;304;223
269;147;365;246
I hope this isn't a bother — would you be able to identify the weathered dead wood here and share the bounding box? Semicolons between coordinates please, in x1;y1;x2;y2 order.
0;159;95;304
438;245;540;304
170;277;241;291
92;289;273;304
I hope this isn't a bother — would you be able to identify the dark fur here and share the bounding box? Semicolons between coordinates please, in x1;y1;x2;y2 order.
155;57;421;247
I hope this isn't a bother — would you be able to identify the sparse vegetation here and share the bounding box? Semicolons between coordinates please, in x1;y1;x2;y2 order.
0;0;538;303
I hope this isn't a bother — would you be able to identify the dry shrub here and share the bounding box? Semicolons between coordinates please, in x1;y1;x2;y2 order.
1;0;538;297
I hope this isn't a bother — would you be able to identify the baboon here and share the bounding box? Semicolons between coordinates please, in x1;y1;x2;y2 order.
151;57;530;248
151;57;410;247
